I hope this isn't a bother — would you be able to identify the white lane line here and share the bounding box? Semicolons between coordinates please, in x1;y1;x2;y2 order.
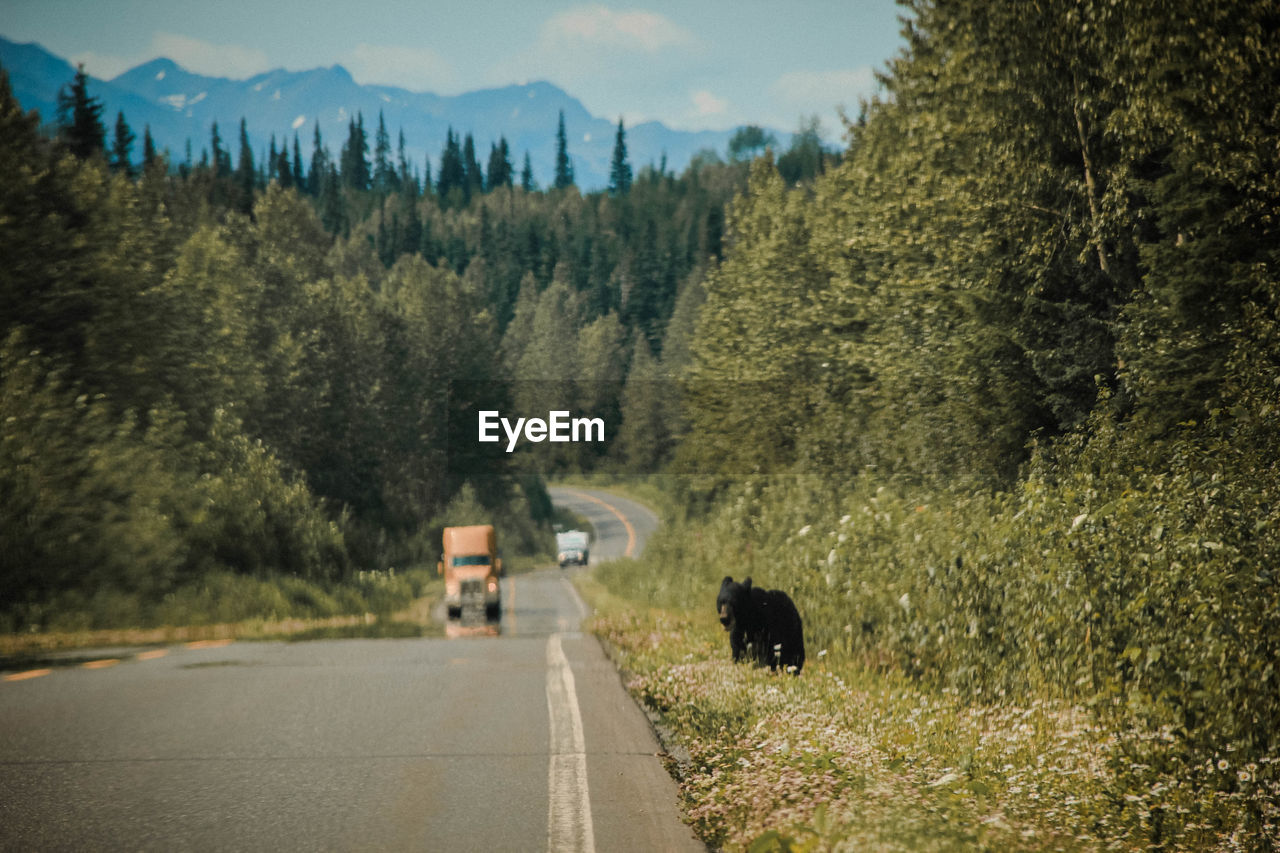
546;632;595;853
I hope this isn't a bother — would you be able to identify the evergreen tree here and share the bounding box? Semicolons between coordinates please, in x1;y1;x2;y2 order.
462;133;483;200
373;110;394;194
520;151;536;192
110;111;135;176
776;116;828;184
267;134;278;182
608;117;632;195
396;128;414;195
554;110;574;189
616;335;671;472
275;139;292;189
308;122;326;195
292;133;305;189
341;113;371;190
486;137;513;191
56;64;106;160
210;121;231;179
436;128;465;204
727;124;774;161
319;161;346;234
142;125;159;171
235;118;255;211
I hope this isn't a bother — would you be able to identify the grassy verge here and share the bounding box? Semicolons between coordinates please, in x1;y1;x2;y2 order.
0;570;444;661
578;573;1113;851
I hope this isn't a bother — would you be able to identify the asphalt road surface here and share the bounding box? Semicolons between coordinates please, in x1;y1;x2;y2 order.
0;487;699;852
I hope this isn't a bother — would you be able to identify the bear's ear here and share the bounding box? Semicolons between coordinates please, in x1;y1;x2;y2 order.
742;577;753;589
721;576;734;586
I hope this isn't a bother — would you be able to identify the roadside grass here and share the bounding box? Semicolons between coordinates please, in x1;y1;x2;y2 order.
578;575;1111;851
0;570;445;660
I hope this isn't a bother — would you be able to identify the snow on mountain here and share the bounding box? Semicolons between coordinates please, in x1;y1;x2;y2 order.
1;36;761;190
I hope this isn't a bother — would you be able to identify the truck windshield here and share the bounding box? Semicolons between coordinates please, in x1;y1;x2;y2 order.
451;555;491;567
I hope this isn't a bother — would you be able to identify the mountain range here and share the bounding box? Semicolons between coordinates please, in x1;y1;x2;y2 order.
0;35;766;191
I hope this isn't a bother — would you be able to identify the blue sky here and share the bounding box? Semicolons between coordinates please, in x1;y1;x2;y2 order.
3;1;907;137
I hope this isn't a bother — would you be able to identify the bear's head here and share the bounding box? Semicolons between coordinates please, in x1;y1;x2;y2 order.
717;576;753;632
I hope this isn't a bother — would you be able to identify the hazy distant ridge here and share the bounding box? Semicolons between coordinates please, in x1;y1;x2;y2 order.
0;35;759;190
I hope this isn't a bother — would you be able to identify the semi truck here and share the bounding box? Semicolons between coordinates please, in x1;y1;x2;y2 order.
438;525;502;621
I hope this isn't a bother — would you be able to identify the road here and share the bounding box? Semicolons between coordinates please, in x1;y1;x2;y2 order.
0;487;698;852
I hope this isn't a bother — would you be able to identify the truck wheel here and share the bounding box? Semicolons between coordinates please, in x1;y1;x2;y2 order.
485;602;501;621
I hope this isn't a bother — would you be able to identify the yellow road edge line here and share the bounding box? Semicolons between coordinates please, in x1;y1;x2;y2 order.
82;658;120;670
566;489;637;558
4;668;52;682
136;649;168;661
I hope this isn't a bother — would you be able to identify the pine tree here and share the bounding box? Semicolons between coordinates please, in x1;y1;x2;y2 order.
436;128;465;204
554;110;574;189
276;140;292;189
210;122;231;178
487;137;513;190
341;113;371;190
110;111;135;176
292;134;305;189
308;122;326;195
373;110;394;194
56;64;106;160
396;128;414;195
142;125;159;171
462;133;483;200
521;151;536;192
267;134;278;182
235;118;255;211
608;117;632;195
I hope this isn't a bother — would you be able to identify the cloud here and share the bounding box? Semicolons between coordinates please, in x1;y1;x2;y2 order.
690;89;729;117
485;5;703;125
69;50;138;81
72;32;271;81
150;32;271;79
769;67;879;116
342;44;454;91
542;5;695;53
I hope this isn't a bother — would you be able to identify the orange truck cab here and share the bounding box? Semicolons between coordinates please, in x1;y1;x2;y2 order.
438;525;502;621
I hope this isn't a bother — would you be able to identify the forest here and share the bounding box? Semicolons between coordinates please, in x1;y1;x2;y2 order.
0;51;814;628
3;0;1279;845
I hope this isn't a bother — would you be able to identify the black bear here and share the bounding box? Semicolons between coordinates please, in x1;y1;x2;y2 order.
716;576;805;674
